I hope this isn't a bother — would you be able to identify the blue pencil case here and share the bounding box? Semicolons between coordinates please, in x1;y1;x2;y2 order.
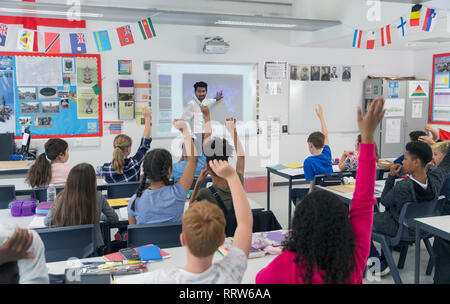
136;245;162;261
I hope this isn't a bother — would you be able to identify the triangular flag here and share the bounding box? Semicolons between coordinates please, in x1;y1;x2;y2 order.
93;30;112;52
116;25;134;46
17;29;34;52
0;23;8;47
44;32;60;53
396;16;408;38
138;17;156;40
366;31;375;50
380;25;391;47
410;4;422;27
422;8;437;32
352;29;363;48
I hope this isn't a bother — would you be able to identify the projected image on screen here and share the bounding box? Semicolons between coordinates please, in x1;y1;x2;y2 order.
183;74;243;121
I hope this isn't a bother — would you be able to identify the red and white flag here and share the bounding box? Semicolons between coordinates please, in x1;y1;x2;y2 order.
366;31;376;49
380;25;392;47
44;32;60;53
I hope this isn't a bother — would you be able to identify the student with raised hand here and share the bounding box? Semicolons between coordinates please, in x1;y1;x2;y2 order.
119;160;252;284
0;227;49;284
102;107;151;183
190;117;245;212
44;163;119;253
128;119;197;225
291;104;333;204
27;138;72;188
256;96;385;284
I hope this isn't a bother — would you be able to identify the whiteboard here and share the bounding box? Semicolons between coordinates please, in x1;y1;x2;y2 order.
288;65;364;134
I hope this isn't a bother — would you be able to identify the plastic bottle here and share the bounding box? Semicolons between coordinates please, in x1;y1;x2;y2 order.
47;184;56;202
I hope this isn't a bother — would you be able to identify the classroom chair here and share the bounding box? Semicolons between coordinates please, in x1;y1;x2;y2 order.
190;176;212;190
127;222;182;249
371;198;444;284
106;181;143;199
0;185;16;209
349;168;386;180
35;224;95;263
312;172;353;190
32;186;64;202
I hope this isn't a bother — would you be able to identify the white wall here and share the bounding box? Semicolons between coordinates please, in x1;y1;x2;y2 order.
12;21;416;174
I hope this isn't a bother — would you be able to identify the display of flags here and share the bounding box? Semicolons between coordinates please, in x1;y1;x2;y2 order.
366;31;375;49
422;8;437;32
17;29;34;52
138;18;156;40
410;4;422;27
69;33;87;54
396;16;407;38
117;25;134;46
352;29;363;48
93;30;112;52
0;24;8;47
44;32;60;53
380;25;391;47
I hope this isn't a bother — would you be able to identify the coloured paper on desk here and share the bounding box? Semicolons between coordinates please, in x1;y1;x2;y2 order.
107;198;130;208
119;207;128;220
103;244;171;262
278;168;303;176
385;118;401;144
282;163;303;169
412;102;423;118
327;184;355;193
384;98;405;117
28;216;45;229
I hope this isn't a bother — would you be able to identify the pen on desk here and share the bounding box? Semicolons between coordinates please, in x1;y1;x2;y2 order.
111;274;116;284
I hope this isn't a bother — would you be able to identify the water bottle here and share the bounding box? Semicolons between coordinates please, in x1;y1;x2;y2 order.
47;184;56;202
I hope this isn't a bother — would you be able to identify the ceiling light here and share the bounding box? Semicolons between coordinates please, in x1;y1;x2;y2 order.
0;8;103;18
215;20;296;28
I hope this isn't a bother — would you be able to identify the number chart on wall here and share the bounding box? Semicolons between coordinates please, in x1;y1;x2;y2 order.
431;53;450;125
0;52;103;138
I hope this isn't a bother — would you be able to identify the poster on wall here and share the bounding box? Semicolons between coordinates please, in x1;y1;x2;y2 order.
430;53;450;124
264;62;287;80
0;69;15;133
408;81;429;98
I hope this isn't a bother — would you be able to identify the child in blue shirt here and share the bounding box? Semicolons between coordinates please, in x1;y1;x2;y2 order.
292;105;333;205
128;119;198;225
171;139;206;181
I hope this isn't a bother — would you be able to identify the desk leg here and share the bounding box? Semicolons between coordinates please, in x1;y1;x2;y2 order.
415;225;421;284
267;168;271;211
288;178;292;229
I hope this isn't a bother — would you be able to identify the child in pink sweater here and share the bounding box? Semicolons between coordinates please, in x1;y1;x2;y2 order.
256;97;386;284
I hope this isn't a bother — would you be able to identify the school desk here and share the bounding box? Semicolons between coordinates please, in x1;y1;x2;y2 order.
414;215;450;284
316;180;386;206
46;238;279;284
266;164;340;229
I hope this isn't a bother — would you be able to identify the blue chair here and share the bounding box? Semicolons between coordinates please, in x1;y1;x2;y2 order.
0;185;15;209
372;198;444;284
127;222;182;249
32;186;64;202
190;176;212;190
107;181;142;199
35;224;95;263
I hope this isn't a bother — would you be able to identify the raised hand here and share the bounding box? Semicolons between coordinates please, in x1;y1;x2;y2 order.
357;96;386;143
315;104;323;118
197;168;209;183
390;163;402;177
215;90;223;101
209;160;236;180
200;105;210;116
419;135;435;146
173;119;188;133
142;107;151;119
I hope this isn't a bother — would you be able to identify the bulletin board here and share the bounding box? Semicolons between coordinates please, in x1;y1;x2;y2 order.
0;52;103;139
430;53;450;125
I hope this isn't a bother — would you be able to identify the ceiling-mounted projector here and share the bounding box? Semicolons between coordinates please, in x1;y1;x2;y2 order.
203;36;230;54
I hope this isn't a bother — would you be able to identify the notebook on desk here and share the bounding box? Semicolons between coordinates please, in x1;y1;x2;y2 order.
103;244;171;262
107;198;130;208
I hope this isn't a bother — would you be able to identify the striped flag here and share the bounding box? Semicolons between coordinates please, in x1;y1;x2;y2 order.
422;8;437;32
352;29;363;48
0;23;7;47
380;25;391;47
138;17;156;40
93;30;112;52
410;4;422;27
44;32;60;53
366;31;376;50
117;25;134;46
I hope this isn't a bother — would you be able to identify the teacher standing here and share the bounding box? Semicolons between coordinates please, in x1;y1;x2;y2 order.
182;81;223;139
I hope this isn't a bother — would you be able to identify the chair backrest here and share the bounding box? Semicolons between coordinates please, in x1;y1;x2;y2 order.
0;185;15;209
107;181;142;199
190;176;212;190
127;222;182;249
313;172;353;190
35;224;95;263
392;198;444;244
32;186;64;202
345;169;385;180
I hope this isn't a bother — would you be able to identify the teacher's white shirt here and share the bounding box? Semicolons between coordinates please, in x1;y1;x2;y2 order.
182;95;218;134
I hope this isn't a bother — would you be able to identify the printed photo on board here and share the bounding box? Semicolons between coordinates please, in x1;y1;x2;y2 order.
311;66;320;81
20;101;40;115
330;66;340;81
17;87;37;100
300;66;310;81
290;65;300;80
34;116;52;128
321;66;331;81
342;66;352;82
42;101;60;114
19;116;31;125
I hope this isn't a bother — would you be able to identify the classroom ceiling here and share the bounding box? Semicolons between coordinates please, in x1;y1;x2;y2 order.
0;0;448;50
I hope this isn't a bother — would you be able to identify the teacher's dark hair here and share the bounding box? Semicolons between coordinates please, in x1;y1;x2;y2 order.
194;81;208;91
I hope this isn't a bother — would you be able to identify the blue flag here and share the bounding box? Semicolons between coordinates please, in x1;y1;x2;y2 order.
0;23;8;47
93;30;112;52
69;33;87;54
